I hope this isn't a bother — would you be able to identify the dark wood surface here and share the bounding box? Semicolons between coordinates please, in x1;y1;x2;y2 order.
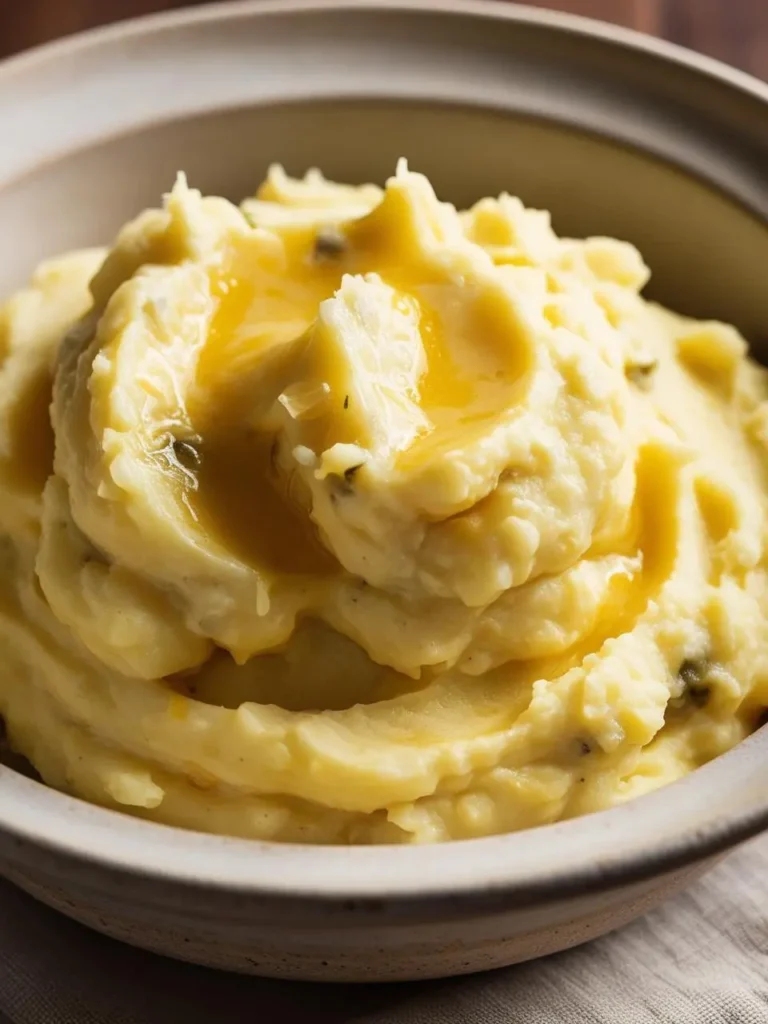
0;0;766;78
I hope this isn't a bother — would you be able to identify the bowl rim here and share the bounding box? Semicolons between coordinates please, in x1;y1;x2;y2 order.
3;728;768;912
1;0;766;102
0;0;767;911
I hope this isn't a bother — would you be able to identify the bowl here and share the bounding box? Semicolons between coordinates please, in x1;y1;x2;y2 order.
0;0;767;983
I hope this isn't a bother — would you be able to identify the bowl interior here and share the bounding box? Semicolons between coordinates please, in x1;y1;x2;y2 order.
1;98;767;344
0;2;767;904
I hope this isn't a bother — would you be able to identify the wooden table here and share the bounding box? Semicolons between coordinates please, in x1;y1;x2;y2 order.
1;0;766;78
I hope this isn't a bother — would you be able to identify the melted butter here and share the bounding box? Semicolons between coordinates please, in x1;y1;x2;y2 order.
182;242;338;577
195;235;333;405
632;443;680;587
345;188;421;269
192;426;334;575
181;202;530;568
528;443;681;683
397;286;529;468
416;300;475;412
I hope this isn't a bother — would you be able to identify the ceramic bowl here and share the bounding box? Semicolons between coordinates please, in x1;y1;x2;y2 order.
0;0;767;983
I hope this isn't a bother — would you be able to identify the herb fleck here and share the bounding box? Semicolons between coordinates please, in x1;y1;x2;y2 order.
343;394;349;410
675;658;711;709
577;739;592;757
314;228;347;261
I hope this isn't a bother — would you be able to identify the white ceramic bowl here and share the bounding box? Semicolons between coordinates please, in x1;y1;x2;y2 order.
0;0;767;982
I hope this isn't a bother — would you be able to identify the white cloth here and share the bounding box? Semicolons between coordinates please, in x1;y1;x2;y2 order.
1;836;767;1023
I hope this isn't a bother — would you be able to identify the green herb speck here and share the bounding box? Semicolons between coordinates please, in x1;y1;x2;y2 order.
314;229;347;260
676;659;711;709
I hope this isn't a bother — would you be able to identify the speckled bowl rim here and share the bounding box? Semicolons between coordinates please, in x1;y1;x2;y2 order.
0;0;767;912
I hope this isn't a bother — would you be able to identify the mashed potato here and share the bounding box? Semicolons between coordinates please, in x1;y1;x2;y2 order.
0;162;766;843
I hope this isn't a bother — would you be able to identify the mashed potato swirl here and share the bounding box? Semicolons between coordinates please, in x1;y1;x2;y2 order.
0;162;767;843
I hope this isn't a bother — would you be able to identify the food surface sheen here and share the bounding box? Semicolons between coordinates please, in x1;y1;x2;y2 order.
1;161;767;843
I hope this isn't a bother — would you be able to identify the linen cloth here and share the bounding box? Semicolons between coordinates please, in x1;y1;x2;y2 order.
1;836;766;1024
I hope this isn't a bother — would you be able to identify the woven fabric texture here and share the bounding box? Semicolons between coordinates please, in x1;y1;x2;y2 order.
1;837;766;1023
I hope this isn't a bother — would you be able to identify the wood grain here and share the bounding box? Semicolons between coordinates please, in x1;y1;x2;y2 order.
0;0;765;77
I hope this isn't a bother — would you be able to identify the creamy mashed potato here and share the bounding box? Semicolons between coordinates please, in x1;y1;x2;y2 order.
0;162;767;843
